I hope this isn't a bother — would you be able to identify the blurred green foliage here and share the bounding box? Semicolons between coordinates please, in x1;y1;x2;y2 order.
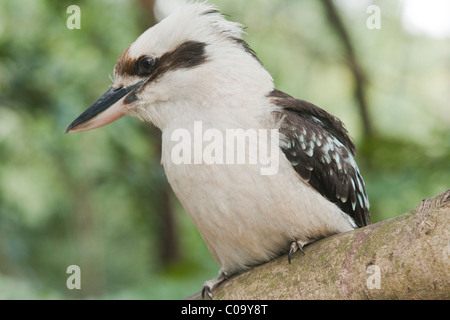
0;0;448;299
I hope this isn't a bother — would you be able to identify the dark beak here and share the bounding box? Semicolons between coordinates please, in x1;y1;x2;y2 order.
65;80;145;133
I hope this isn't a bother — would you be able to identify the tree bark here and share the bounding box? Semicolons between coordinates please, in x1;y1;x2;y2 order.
190;189;450;299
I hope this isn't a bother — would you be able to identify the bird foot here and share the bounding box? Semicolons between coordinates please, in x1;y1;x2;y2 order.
201;270;228;300
288;240;306;263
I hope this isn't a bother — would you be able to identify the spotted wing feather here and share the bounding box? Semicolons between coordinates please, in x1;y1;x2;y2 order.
269;90;370;227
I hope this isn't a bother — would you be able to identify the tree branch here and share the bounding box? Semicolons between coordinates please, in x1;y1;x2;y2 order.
190;189;450;299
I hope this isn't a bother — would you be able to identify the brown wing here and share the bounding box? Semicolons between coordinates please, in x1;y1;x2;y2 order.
269;89;370;227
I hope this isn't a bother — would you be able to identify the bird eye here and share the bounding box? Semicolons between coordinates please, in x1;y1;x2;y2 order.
136;56;155;76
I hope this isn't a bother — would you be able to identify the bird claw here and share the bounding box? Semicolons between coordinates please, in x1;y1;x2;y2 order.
288;240;306;263
201;285;213;300
201;271;228;300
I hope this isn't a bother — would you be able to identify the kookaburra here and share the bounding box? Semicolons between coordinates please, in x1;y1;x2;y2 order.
66;2;370;298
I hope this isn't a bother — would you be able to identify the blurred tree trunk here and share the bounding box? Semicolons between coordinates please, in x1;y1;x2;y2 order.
139;0;157;27
320;0;374;140
138;0;180;267
150;127;180;267
189;190;450;299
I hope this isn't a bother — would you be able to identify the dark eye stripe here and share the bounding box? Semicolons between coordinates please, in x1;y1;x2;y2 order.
115;41;208;80
147;41;208;82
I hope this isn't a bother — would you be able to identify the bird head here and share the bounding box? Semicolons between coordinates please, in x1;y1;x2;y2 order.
66;2;273;133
